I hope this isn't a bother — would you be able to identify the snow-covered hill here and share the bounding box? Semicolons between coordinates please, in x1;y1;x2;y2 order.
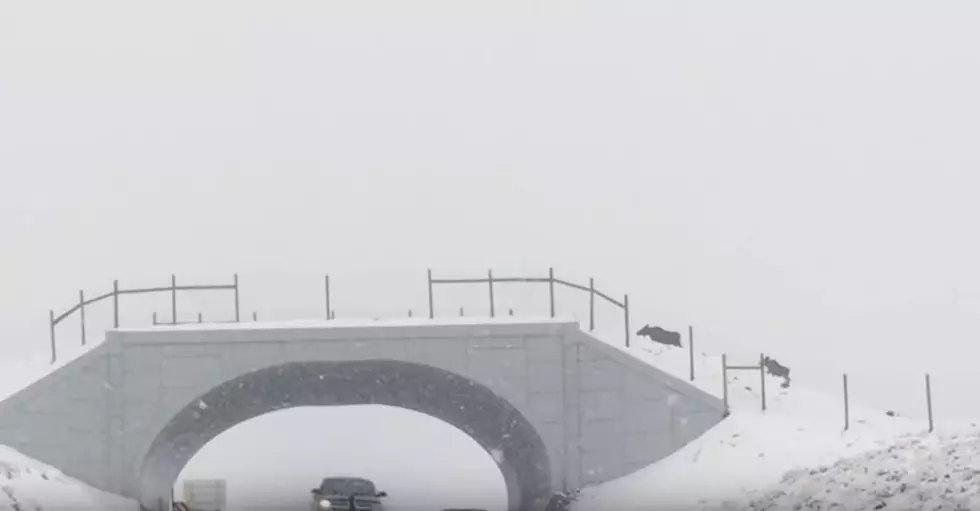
573;334;978;510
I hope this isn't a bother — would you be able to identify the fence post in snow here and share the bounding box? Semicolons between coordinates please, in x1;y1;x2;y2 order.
152;312;157;325
688;325;695;381
721;354;729;410
623;294;630;348
843;373;850;431
252;311;258;322
197;312;203;323
926;373;934;433
759;353;767;412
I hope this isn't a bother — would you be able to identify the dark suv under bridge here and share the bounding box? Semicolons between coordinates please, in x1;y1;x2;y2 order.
311;477;388;511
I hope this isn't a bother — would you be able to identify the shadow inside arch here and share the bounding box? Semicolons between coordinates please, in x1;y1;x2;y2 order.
138;360;553;511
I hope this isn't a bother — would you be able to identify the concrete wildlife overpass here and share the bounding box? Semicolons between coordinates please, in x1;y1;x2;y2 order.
0;319;725;510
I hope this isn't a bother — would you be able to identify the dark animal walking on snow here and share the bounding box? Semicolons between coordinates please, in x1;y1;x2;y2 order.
762;356;792;388
636;325;683;348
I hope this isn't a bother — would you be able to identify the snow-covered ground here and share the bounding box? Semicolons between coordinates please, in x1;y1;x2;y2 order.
0;317;976;510
0;445;134;510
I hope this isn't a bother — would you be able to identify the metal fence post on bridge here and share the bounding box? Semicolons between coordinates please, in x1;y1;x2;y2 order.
171;274;178;325
488;269;495;318
427;268;434;319
589;278;595;332
79;290;87;346
548;267;556;318
49;310;56;364
233;273;241;323
324;275;331;321
113;279;120;328
843;373;850;431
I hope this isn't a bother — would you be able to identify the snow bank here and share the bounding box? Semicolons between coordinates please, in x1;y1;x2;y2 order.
0;446;135;510
727;426;980;510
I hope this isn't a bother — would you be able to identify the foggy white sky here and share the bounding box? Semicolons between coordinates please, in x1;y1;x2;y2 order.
3;1;980;418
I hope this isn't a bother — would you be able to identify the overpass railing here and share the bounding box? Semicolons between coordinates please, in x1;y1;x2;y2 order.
427;267;632;348
48;274;240;364
46;268;630;363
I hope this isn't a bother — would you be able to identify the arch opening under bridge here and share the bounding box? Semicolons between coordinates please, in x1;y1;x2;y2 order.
138;359;554;511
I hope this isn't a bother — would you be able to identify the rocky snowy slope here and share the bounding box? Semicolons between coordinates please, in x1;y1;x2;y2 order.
727;426;980;511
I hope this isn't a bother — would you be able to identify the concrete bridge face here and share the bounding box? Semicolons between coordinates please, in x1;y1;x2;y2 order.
0;320;725;510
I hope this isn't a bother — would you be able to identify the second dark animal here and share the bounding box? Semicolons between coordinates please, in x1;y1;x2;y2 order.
636;325;683;348
762;356;792;388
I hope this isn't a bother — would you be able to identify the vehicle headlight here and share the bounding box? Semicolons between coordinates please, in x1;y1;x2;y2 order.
318;499;331;509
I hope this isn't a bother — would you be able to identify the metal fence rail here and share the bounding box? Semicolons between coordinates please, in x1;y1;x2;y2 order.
721;353;768;412
427;267;632;347
48;268;633;363
49;274;240;363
